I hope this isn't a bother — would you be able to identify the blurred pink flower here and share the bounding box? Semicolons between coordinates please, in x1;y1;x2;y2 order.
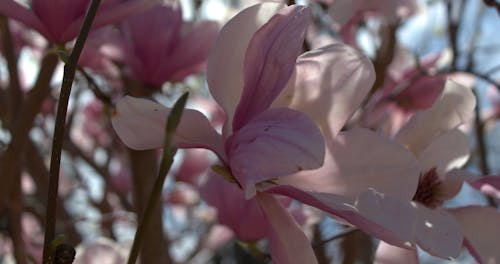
174;149;213;186
363;49;447;135
0;0;160;43
329;0;418;44
116;3;219;87
112;2;460;262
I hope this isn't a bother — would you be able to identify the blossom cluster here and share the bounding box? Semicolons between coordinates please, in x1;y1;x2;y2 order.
0;0;499;263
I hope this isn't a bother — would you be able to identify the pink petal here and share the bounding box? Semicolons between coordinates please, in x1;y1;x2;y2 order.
227;108;324;197
374;241;419;264
269;186;463;258
439;169;467;201
469;176;500;199
267;186;417;247
120;4;182;86
0;1;48;39
200;174;267;241
206;2;285;132
33;0;89;42
111;96;225;159
166;21;219;82
174;149;212;186
393;74;446;111
413;205;463;258
396;80;476;155
416;129;470;176
61;0;162;43
448;206;500;263
232;5;310;131
255;192;318;264
278;128;420;201
274;43;375;137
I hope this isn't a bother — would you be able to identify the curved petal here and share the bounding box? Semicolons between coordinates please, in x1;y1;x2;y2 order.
206;2;285;131
200;173;267;241
413;205;463;258
278;128;420;200
374;241;419;264
274;43;375;137
448;206;500;264
469;176;500;199
255;192;318;264
394;74;446;111
233;5;309;131
396;80;476;155
111;96;225;159
439;169;467;200
0;1;48;39
120;4;183;86
228;108;324;198
268;186;463;258
166;21;219;82
61;0;162;42
417;129;470;176
33;0;89;42
267;186;417;248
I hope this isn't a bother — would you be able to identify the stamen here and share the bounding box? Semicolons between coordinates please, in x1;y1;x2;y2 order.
412;167;444;208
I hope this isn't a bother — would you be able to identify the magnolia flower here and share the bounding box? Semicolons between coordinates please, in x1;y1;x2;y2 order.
371;81;500;263
116;3;219;87
0;0;160;43
112;3;458;262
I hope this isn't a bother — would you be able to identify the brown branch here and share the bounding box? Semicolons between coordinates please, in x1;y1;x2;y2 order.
0;16;23;127
24;139;82;244
7;166;27;264
0;51;59;211
483;0;500;15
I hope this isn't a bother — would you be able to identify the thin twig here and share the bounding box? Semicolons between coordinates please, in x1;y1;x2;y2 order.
42;0;102;262
77;67;113;106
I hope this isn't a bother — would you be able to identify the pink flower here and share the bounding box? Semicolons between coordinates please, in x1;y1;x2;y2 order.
0;0;160;43
116;4;219;87
370;80;500;263
112;3;453;262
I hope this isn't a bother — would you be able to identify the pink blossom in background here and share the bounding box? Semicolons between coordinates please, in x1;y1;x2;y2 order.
200;172;269;242
328;0;418;45
363;48;447;135
117;3;219;87
173;149;213;186
0;0;161;44
78;26;124;78
164;183;200;206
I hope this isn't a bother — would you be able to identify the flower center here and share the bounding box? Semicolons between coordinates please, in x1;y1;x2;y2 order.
412;168;444;208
